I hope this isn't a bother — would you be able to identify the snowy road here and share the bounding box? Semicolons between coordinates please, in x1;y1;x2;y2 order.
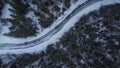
0;0;119;54
0;0;101;49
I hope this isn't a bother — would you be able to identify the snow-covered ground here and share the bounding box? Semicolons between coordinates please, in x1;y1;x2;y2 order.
0;0;87;44
1;3;12;18
0;0;120;54
0;23;2;34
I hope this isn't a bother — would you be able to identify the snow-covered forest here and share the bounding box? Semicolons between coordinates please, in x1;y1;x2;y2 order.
0;0;75;38
0;0;120;68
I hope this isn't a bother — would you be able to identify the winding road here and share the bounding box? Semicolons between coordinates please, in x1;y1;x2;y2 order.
0;0;103;50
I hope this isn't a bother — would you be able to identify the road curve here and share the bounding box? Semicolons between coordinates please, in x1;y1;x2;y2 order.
0;0;102;50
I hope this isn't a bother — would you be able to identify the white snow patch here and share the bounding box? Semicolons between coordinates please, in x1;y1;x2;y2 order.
1;3;12;19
